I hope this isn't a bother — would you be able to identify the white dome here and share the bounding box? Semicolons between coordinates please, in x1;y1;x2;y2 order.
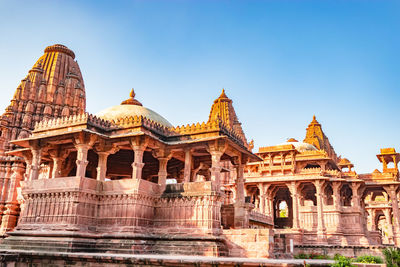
96;104;173;127
278;141;317;152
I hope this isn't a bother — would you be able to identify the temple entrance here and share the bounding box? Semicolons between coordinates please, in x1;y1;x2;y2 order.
273;186;293;228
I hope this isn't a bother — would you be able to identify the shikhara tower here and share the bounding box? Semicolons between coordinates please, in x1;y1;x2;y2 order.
0;44;86;154
0;44;86;234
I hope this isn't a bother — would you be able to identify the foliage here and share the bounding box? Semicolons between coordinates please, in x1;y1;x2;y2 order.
331;255;355;267
383;247;400;267
294;253;330;260
353;255;383;264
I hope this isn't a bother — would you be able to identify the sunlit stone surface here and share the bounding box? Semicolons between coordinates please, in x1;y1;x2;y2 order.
0;45;398;263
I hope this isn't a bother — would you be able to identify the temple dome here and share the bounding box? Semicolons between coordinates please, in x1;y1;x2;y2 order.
96;89;173;127
278;139;317;152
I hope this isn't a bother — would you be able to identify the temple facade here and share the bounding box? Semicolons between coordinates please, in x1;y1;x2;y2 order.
0;44;398;258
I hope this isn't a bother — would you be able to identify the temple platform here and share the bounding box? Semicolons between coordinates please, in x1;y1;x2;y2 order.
0;250;333;266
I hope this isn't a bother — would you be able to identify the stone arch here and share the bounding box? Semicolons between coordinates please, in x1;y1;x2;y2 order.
324;183;333;205
340;184;352;206
272;185;293;229
299;182;316;206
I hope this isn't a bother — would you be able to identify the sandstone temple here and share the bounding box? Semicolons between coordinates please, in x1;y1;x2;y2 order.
0;44;398;260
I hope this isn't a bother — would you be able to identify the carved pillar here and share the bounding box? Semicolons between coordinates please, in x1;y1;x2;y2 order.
290;151;296;174
0;162;11;221
48;148;69;179
314;180;327;243
385;185;400;245
96;152;109;181
131;145;145;180
289;181;300;229
259;184;265;214
29;148;42;181
234;155;249;228
210;150;223;185
332;182;341;210
370;209;376;231
268;154;272;175
0;161;25;235
183;148;192;183
383;208;394;244
280;152;284;175
158;157;169;190
75;144;90;178
351;183;361;209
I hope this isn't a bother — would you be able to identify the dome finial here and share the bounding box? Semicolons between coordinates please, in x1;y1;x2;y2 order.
121;88;142;106
130;88;135;98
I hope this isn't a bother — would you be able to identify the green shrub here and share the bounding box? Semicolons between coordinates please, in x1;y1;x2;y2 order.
294;253;331;260
294;253;309;259
383;247;400;267
331;255;355;267
354;255;383;264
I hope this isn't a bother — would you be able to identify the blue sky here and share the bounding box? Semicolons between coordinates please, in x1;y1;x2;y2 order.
0;0;399;173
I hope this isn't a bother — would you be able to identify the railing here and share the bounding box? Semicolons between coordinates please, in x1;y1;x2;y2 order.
249;210;273;225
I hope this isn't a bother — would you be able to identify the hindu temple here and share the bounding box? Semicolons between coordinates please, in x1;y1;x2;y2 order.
0;44;398;262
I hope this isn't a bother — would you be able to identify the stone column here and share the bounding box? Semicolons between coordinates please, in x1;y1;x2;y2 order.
0;161;25;235
289;181;300;229
158;157;169;191
332;182;341;210
383;208;394;244
29;148;42;181
234;157;248;228
259;184;265;214
385;185;400;245
351;183;361;209
0;162;11;222
96;152;110;181
280;152;284;175
314;180;327;243
75;144;90;178
52;157;63;178
183;148;192;183
131;145;145;180
210;150;223;185
370;209;376;231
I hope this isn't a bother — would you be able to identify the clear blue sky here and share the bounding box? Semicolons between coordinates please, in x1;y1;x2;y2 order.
0;0;399;173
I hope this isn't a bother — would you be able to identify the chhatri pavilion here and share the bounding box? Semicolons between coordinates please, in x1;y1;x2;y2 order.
0;44;398;260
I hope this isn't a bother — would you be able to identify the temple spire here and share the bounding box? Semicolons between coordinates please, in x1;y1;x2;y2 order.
208;89;248;146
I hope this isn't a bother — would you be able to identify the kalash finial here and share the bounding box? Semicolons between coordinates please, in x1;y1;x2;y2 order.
219;88;228;99
121;88;142;106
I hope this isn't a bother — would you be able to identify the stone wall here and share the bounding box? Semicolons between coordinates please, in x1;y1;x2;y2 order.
223;229;274;258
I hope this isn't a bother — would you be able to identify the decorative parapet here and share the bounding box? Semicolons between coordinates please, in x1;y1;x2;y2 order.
258;144;295;153
111;115;171;136
299;167;321;175
33;113;114;133
170;119;247;148
33;113;248;149
323;169;341;177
